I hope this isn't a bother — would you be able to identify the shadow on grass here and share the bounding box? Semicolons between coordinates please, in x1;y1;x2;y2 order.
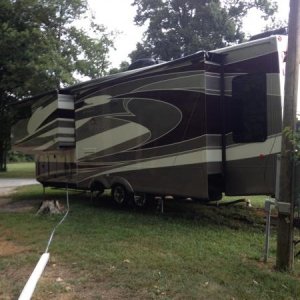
9;184;269;232
70;191;267;231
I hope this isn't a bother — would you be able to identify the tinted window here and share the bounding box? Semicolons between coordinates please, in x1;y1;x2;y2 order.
232;73;267;143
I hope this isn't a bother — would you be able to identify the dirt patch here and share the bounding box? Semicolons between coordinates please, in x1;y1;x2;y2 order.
0;264;35;300
0;185;41;213
0;252;128;299
0;187;17;198
1;259;151;300
33;262;129;300
0;199;40;213
0;239;29;257
0;187;17;207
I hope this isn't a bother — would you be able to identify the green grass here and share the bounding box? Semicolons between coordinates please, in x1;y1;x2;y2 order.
1;185;300;299
217;194;268;208
0;162;35;178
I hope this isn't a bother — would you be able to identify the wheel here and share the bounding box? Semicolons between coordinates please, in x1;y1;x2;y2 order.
133;193;147;208
111;184;132;207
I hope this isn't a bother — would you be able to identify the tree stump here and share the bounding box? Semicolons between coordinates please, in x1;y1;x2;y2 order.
36;200;65;215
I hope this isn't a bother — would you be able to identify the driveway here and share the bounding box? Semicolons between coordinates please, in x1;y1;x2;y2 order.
0;179;39;188
0;179;41;209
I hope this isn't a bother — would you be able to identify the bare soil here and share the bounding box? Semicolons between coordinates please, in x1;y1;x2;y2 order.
33;262;127;300
0;185;133;299
0;239;28;257
0;185;39;212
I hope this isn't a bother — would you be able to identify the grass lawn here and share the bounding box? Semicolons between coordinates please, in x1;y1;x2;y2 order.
0;185;300;299
0;162;35;178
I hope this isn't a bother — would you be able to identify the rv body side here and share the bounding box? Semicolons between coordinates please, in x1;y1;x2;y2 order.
70;51;225;200
11;35;287;201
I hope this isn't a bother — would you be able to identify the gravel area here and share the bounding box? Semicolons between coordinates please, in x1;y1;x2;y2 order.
0;179;41;211
0;179;39;188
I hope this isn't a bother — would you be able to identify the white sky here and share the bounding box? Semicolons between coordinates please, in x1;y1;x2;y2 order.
87;0;289;68
88;0;144;68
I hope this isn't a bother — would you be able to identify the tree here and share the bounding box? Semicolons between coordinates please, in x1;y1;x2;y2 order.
109;61;130;74
0;0;113;171
130;0;278;61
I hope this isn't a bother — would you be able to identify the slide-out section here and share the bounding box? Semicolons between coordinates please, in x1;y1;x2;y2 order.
11;91;75;153
11;91;76;187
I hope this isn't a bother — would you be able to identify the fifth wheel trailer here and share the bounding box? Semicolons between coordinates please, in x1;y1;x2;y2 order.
11;34;288;206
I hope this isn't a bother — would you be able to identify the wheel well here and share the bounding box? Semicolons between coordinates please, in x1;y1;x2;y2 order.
90;180;105;192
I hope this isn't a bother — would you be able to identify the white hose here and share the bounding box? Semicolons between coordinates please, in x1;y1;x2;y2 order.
45;186;70;253
18;184;70;300
18;253;50;300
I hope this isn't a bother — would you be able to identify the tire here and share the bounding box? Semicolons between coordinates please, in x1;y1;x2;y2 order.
133;193;147;208
111;184;132;207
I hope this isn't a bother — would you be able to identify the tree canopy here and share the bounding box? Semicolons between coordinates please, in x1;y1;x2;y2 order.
1;0;113;96
0;0;114;170
130;0;278;62
109;61;130;75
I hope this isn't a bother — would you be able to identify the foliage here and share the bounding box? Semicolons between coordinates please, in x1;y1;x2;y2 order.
283;126;300;162
109;61;130;75
264;20;288;32
0;0;114;172
7;151;34;163
130;0;278;61
222;0;278;27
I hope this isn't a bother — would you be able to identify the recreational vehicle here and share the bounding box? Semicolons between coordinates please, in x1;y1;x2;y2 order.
11;34;288;207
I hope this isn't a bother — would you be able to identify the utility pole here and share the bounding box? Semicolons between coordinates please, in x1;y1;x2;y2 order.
276;0;300;271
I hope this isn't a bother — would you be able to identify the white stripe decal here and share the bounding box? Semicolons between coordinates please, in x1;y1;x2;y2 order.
27;101;57;135
58;128;75;135
39;128;75;138
77;134;282;184
97;135;281;175
76;95;111;112
57;101;74;110
226;135;282;161
134;74;205;92
57;137;75;142
76;118;91;129
94;149;222;177
58;94;73;102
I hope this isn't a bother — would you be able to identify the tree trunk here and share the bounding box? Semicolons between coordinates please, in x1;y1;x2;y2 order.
0;141;7;172
36;200;65;215
0;98;12;173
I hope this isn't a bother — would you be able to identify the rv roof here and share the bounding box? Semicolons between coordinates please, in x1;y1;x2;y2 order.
13;34;287;105
61;51;211;95
212;35;287;55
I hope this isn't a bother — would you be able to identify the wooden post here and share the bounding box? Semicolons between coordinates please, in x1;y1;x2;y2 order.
276;0;300;271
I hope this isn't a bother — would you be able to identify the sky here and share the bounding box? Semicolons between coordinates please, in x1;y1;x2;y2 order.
87;0;289;68
88;0;144;68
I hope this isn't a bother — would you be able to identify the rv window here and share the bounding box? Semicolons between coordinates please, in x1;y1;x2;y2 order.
232;73;267;143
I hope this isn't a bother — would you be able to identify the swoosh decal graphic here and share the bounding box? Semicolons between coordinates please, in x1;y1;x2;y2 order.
27;100;57;135
76;97;182;159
